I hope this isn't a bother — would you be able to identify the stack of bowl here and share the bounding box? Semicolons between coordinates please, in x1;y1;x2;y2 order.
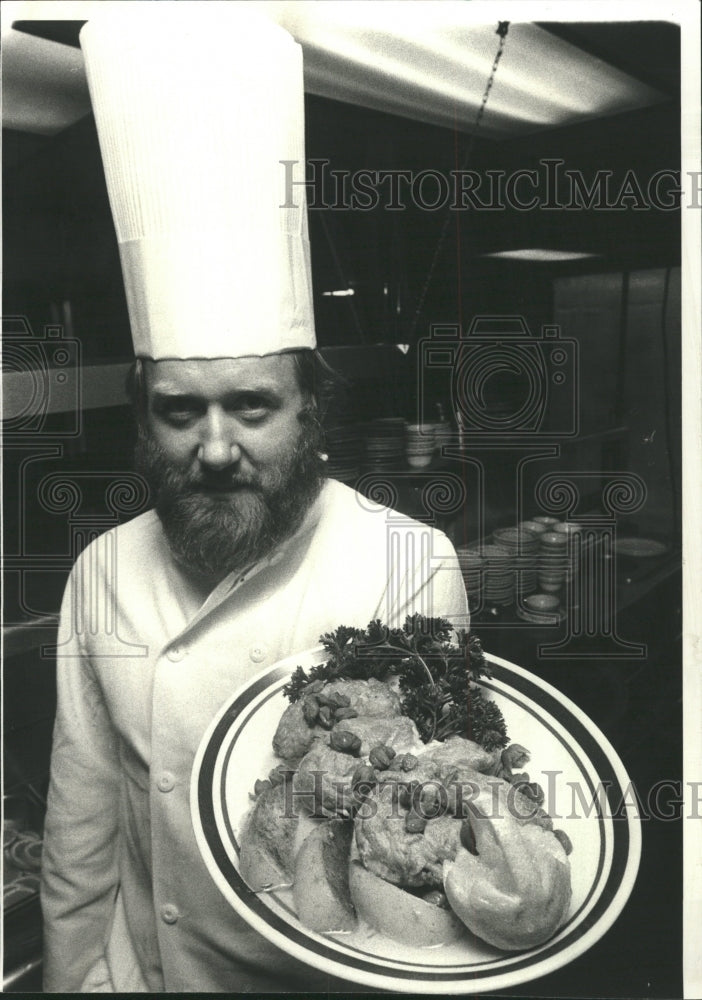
405;424;436;468
493;527;540;598
325;424;362;484
364;418;406;471
478;543;514;605
532;515;559;529
537;530;570;592
455;547;486;610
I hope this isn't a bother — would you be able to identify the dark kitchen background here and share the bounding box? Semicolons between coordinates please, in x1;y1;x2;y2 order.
2;15;684;996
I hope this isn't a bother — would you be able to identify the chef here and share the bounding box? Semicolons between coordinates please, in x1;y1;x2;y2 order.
40;10;469;993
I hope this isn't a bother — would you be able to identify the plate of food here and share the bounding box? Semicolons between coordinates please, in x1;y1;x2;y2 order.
191;616;641;994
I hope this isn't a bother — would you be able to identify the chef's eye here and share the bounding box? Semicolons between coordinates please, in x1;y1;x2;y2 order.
233;394;273;422
165;409;198;425
155;397;204;425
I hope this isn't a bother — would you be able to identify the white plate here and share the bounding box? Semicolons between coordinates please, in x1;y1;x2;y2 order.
614;537;668;558
191;647;641;994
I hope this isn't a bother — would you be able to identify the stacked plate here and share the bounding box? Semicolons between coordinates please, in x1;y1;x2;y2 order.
516;592;564;625
455;547;486;609
429;420;454;453
325;424;363;484
553;522;583;583
405;424;436;468
364;418;406;471
477;543;514;605
519;519;549;537
493;527;540;597
537;530;570;593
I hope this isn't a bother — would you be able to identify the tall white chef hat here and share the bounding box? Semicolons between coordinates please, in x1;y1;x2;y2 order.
79;10;315;360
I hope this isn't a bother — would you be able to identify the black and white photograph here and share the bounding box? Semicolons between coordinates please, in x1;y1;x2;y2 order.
2;1;700;996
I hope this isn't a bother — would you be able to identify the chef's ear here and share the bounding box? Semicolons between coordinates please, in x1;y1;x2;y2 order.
125;358;149;424
291;347;346;424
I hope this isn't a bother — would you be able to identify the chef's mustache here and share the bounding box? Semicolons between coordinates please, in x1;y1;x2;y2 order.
134;434;266;496
189;471;263;492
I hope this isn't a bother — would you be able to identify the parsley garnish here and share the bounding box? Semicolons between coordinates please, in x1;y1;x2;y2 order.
282;615;508;751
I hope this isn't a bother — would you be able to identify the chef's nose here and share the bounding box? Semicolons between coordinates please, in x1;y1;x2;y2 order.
197;411;241;469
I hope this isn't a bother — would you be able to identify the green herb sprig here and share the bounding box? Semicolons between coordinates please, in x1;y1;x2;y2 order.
282;615;508;751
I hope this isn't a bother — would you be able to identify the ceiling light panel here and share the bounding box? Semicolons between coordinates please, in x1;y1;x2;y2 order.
483;249;599;261
2;2;669;139
254;1;668;137
2;27;90;134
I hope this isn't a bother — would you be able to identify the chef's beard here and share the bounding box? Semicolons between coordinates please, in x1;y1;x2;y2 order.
135;421;325;584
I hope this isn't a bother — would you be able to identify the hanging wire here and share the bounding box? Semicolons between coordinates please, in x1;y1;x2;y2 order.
318;211;366;343
659;265;680;541
409;21;510;340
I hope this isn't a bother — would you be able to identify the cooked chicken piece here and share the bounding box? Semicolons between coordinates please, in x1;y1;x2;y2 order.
354;758;528;890
419;735;501;777
443;779;572;951
333;714;421;757
354;783;462;888
410;739;507;818
272;678;402;764
321;678;402;717
293;742;361;817
273;701;322;762
381;756;441;787
239;781;299;891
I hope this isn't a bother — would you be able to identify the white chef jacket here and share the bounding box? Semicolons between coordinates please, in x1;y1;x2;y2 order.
41;478;469;993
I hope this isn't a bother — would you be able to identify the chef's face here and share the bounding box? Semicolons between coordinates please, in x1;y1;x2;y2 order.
143;353;308;484
135;353;324;584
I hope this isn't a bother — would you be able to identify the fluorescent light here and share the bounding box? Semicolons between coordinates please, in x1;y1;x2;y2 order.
482;249;599;262
321;288;356;296
251;3;667;137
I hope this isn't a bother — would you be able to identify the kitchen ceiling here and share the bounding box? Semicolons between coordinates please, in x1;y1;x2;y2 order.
1;2;676;138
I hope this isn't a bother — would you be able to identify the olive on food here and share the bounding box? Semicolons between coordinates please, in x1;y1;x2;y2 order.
524;781;545;806
329;729;362;755
369;744;396;769
328;690;351;708
352;764;377;789
404;811;427;834
301;696;319;725
318;705;334;729
334;707;359;721
398;780;418;809
553;829;573;855
501;744;531;772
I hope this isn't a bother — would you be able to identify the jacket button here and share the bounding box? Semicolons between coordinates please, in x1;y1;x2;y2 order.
160;903;179;925
157;772;175;793
166;645;185;662
249;644;267;663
